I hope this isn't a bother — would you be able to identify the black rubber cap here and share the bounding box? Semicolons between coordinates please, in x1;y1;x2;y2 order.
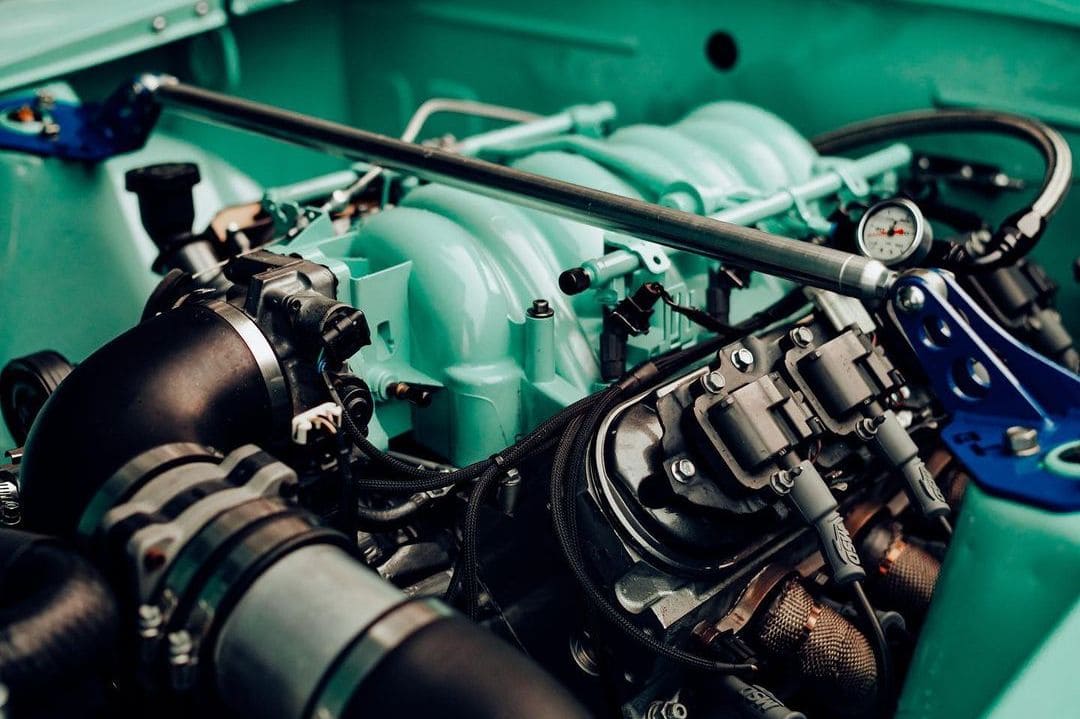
124;163;201;243
124;162;200;195
559;267;591;295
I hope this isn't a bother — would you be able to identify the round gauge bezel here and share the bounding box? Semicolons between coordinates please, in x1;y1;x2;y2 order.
855;198;931;266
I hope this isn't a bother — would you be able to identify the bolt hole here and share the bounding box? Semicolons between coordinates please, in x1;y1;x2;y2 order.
951;356;991;400
921;316;952;348
705;31;738;72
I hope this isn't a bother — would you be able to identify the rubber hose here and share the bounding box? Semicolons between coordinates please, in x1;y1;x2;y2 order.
0;530;118;696
341;614;591;719
812;109;1070;219
18;303;275;535
354;496;425;528
813;109;1071;270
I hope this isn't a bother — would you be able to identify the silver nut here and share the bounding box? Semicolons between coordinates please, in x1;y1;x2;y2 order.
671;458;697;483
151;15;168;33
896;285;926;313
770;470;795;494
789;326;814;348
1004;426;1040;457
167;630;193;657
700;370;726;393
137;604;163;636
194;1;211;16
730;347;755;372
34;90;55;109
855;417;879;440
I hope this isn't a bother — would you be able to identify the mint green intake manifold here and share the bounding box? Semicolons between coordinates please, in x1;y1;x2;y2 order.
270;101;905;465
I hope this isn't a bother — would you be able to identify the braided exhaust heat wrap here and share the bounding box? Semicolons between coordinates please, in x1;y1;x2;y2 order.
751;579;877;715
872;527;941;625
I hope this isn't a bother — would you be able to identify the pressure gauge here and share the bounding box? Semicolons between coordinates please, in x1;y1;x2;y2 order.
855;198;933;267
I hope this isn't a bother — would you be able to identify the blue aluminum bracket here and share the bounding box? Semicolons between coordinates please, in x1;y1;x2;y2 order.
0;77;159;161
890;270;1080;511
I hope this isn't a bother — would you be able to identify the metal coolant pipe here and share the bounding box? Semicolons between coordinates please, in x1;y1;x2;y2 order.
142;75;896;300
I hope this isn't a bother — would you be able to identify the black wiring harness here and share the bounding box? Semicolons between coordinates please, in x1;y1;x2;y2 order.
327;287;902;686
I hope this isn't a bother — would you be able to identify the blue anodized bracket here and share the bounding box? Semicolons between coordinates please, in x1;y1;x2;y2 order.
889;270;1080;511
0;77;159;162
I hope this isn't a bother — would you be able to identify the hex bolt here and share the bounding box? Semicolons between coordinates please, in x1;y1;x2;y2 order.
34;90;55;110
730;347;755;372
646;696;689;719
168;630;197;690
671;458;697;483
137;604;163;639
168;630;192;658
194;1;211;16
770;470;795;495
789;325;814;348
855;415;885;440
1004;426;1040;457
527;298;554;318
896;285;926;313
700;369;726;394
151;15;168;33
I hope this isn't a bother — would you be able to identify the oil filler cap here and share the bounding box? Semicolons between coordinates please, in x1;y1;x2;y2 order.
124;162;201;243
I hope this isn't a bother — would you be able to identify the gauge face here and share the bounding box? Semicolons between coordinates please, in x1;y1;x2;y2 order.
856;198;931;266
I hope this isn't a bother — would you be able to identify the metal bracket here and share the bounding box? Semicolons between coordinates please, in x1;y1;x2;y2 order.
813;156;871;198
605;233;671;274
0;77;158;161
889;270;1080;511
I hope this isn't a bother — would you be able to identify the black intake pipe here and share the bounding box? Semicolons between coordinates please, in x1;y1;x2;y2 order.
337;613;589;719
0;530;118;715
18;302;275;536
14;303;591;719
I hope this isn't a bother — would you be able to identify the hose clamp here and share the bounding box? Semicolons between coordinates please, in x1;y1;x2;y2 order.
207;300;292;434
308;598;453;719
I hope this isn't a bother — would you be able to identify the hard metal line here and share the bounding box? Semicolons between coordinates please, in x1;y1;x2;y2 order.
146;75;896;299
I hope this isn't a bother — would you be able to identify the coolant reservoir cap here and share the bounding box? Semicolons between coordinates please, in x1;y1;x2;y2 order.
1045;440;1080;480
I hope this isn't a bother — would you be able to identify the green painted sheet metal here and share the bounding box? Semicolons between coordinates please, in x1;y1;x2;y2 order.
0;1;228;94
898;484;1080;718
0;84;260;451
